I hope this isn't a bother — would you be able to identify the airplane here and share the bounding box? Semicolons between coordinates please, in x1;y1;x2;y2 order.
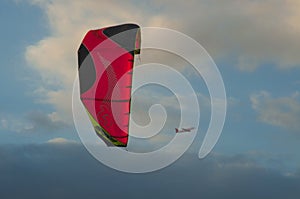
175;127;195;133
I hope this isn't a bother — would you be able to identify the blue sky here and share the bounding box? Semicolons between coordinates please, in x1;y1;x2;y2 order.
1;0;300;198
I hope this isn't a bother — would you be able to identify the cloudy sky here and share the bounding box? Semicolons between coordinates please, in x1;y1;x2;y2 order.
1;0;300;198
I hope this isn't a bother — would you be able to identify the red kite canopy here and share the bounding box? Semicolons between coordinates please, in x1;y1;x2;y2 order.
78;24;141;147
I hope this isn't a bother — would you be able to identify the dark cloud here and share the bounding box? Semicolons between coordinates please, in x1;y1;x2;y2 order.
0;143;299;199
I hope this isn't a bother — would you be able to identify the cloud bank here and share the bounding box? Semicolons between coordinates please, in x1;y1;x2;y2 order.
0;143;299;199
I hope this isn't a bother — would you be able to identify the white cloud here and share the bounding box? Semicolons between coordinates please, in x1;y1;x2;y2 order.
46;137;77;144
250;91;300;132
0;111;69;133
24;0;300;124
0;113;34;133
173;0;300;70
0;119;8;129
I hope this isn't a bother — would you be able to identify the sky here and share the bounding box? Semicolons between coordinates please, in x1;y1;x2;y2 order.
0;0;300;198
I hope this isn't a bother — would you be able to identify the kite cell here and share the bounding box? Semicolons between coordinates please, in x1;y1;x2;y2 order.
78;23;141;147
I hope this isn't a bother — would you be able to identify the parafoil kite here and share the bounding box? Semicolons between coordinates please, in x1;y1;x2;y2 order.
78;23;141;147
